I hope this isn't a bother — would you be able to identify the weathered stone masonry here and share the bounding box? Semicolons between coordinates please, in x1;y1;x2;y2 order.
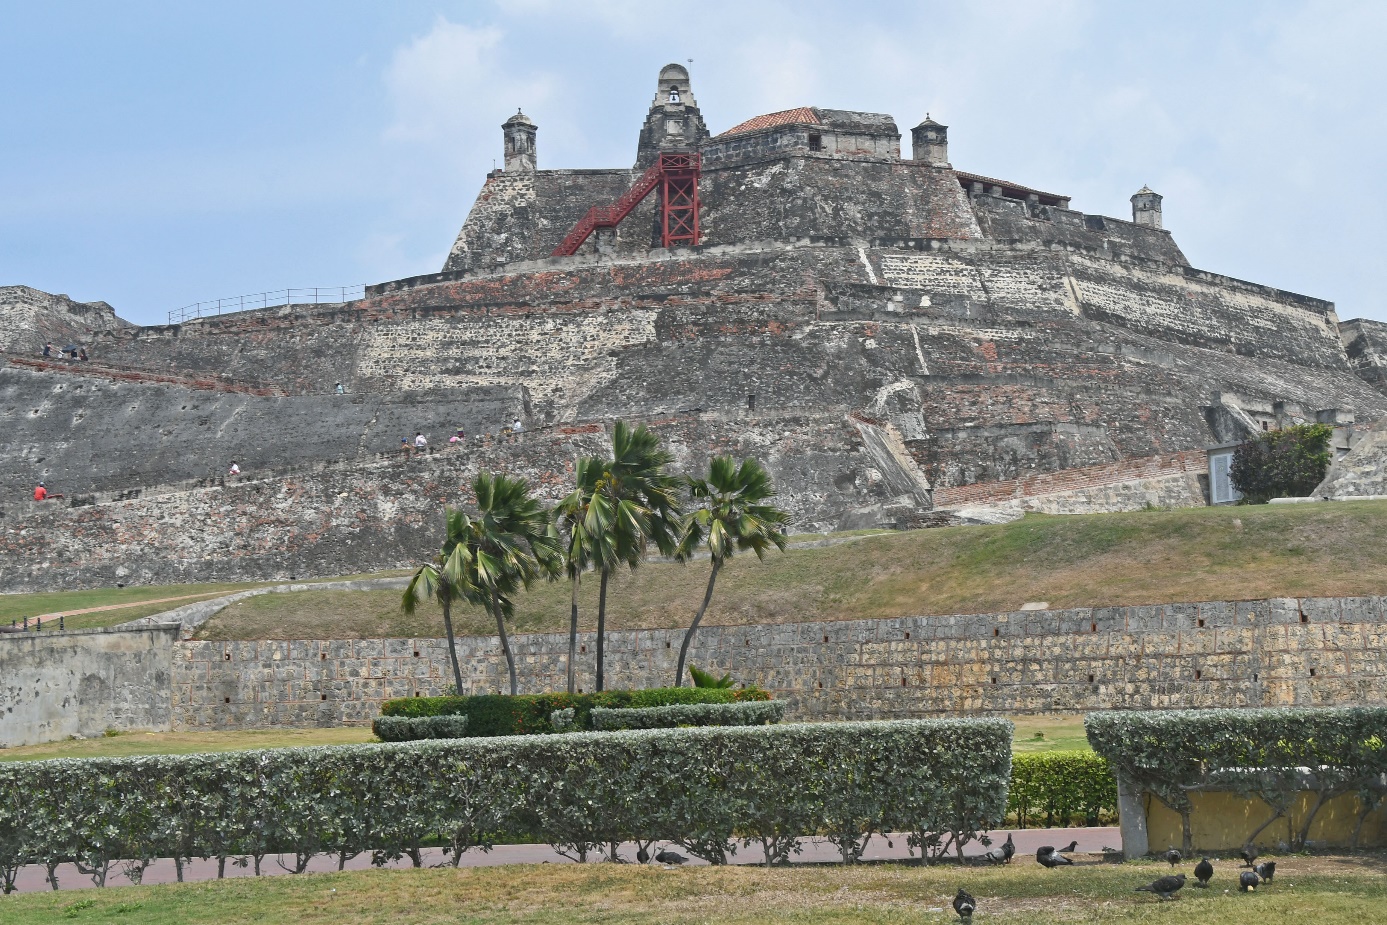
171;596;1387;730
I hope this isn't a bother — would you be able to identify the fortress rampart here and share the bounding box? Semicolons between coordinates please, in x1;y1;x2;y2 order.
168;596;1387;731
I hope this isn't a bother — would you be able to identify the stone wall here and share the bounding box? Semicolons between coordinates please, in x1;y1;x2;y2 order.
0;625;178;747
170;596;1387;730
0;286;131;354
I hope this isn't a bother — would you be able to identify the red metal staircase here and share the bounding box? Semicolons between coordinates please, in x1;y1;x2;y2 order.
551;151;700;256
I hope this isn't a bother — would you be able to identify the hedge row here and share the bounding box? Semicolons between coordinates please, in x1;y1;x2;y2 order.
590;701;785;730
1087;707;1387;852
381;686;770;736
0;719;1012;891
1007;751;1117;828
372;714;470;742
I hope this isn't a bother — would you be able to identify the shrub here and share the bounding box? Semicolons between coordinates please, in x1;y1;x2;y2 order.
372;714;470;742
1230;422;1333;503
1086;707;1387;853
381;686;771;736
1007;751;1117;828
590;700;785;730
0;720;1011;889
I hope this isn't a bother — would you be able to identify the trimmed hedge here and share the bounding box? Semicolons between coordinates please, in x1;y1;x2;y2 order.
1087;707;1387;852
381;686;771;736
590;700;785;730
372;714;470;742
1007;751;1117;828
0;719;1011;890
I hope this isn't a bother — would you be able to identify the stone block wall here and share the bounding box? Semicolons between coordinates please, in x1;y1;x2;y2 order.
0;625;178;747
171;596;1387;730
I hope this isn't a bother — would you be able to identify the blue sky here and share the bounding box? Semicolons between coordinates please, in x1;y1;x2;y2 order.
2;0;1383;326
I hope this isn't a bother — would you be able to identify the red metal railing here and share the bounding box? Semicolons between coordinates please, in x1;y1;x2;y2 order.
551;152;701;256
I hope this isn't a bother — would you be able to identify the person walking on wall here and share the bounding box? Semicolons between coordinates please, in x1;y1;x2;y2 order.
78;347;89;361
33;481;63;500
414;432;428;450
511;417;524;434
228;461;241;476
449;428;465;447
334;382;345;394
42;342;53;357
400;437;410;453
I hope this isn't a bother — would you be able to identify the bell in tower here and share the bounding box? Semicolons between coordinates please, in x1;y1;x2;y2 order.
635;64;710;169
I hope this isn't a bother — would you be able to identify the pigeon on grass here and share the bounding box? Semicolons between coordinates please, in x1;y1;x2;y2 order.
1134;873;1186;900
952;888;976;920
636;845;650;865
982;833;1015;865
1239;870;1260;892
1193;857;1214;887
1240;847;1258;868
654;848;687;866
1059;840;1079;853
1036;846;1072;868
1254;861;1276;883
1164;848;1182;867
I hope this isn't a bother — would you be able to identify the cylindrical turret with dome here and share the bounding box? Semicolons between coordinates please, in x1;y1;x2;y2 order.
635;63;710;168
502;109;537;173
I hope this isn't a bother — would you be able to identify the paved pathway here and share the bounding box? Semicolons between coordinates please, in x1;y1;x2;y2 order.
33;591;227;620
10;827;1119;893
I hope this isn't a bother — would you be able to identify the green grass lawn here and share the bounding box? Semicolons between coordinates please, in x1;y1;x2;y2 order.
192;500;1387;640
0;727;377;763
0;716;1089;763
1;856;1382;924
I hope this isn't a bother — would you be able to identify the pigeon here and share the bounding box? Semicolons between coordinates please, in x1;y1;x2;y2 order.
952;888;976;920
1240;847;1258;868
1001;832;1015;863
1254;861;1275;883
654;848;687;865
1036;846;1072;868
1239;870;1260;892
1059;840;1079;853
1193;857;1214;887
1164;848;1182;868
1134;873;1186;900
636;845;650;864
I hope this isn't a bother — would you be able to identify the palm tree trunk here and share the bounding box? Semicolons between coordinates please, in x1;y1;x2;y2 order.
675;558;722;687
441;597;465;695
492;591;518;696
567;572;580;694
596;567;610;692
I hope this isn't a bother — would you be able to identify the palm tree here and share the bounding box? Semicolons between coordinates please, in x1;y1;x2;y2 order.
465;471;560;696
553;456;610;694
590;421;682;692
674;457;790;687
401;508;472;695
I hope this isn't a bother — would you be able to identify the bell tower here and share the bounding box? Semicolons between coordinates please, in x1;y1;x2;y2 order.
635;64;710;168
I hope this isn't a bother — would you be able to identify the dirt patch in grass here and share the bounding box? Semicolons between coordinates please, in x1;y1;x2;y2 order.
195;501;1387;641
0;855;1382;924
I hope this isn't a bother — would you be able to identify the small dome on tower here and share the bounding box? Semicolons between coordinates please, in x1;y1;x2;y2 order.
504;109;534;127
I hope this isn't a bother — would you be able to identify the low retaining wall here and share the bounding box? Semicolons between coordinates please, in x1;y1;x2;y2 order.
171;596;1387;730
0;625;179;747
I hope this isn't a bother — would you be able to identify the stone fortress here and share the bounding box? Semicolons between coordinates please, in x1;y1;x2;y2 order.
5;63;1387;593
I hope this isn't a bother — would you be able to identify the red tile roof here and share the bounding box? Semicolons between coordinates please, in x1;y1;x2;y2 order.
717;107;820;137
955;170;1068;203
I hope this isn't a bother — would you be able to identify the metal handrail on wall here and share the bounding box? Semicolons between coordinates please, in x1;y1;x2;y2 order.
167;285;365;325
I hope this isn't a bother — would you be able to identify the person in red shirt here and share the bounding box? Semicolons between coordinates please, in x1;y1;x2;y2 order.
34;482;47;500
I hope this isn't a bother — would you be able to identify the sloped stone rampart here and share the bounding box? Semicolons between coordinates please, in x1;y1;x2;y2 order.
169;596;1387;730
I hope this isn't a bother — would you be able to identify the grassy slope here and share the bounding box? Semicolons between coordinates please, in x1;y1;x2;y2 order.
0;717;1088;763
1;858;1382;924
0;570;411;633
196;501;1387;641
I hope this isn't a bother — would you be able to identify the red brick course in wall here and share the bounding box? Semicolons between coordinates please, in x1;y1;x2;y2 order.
934;449;1206;508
